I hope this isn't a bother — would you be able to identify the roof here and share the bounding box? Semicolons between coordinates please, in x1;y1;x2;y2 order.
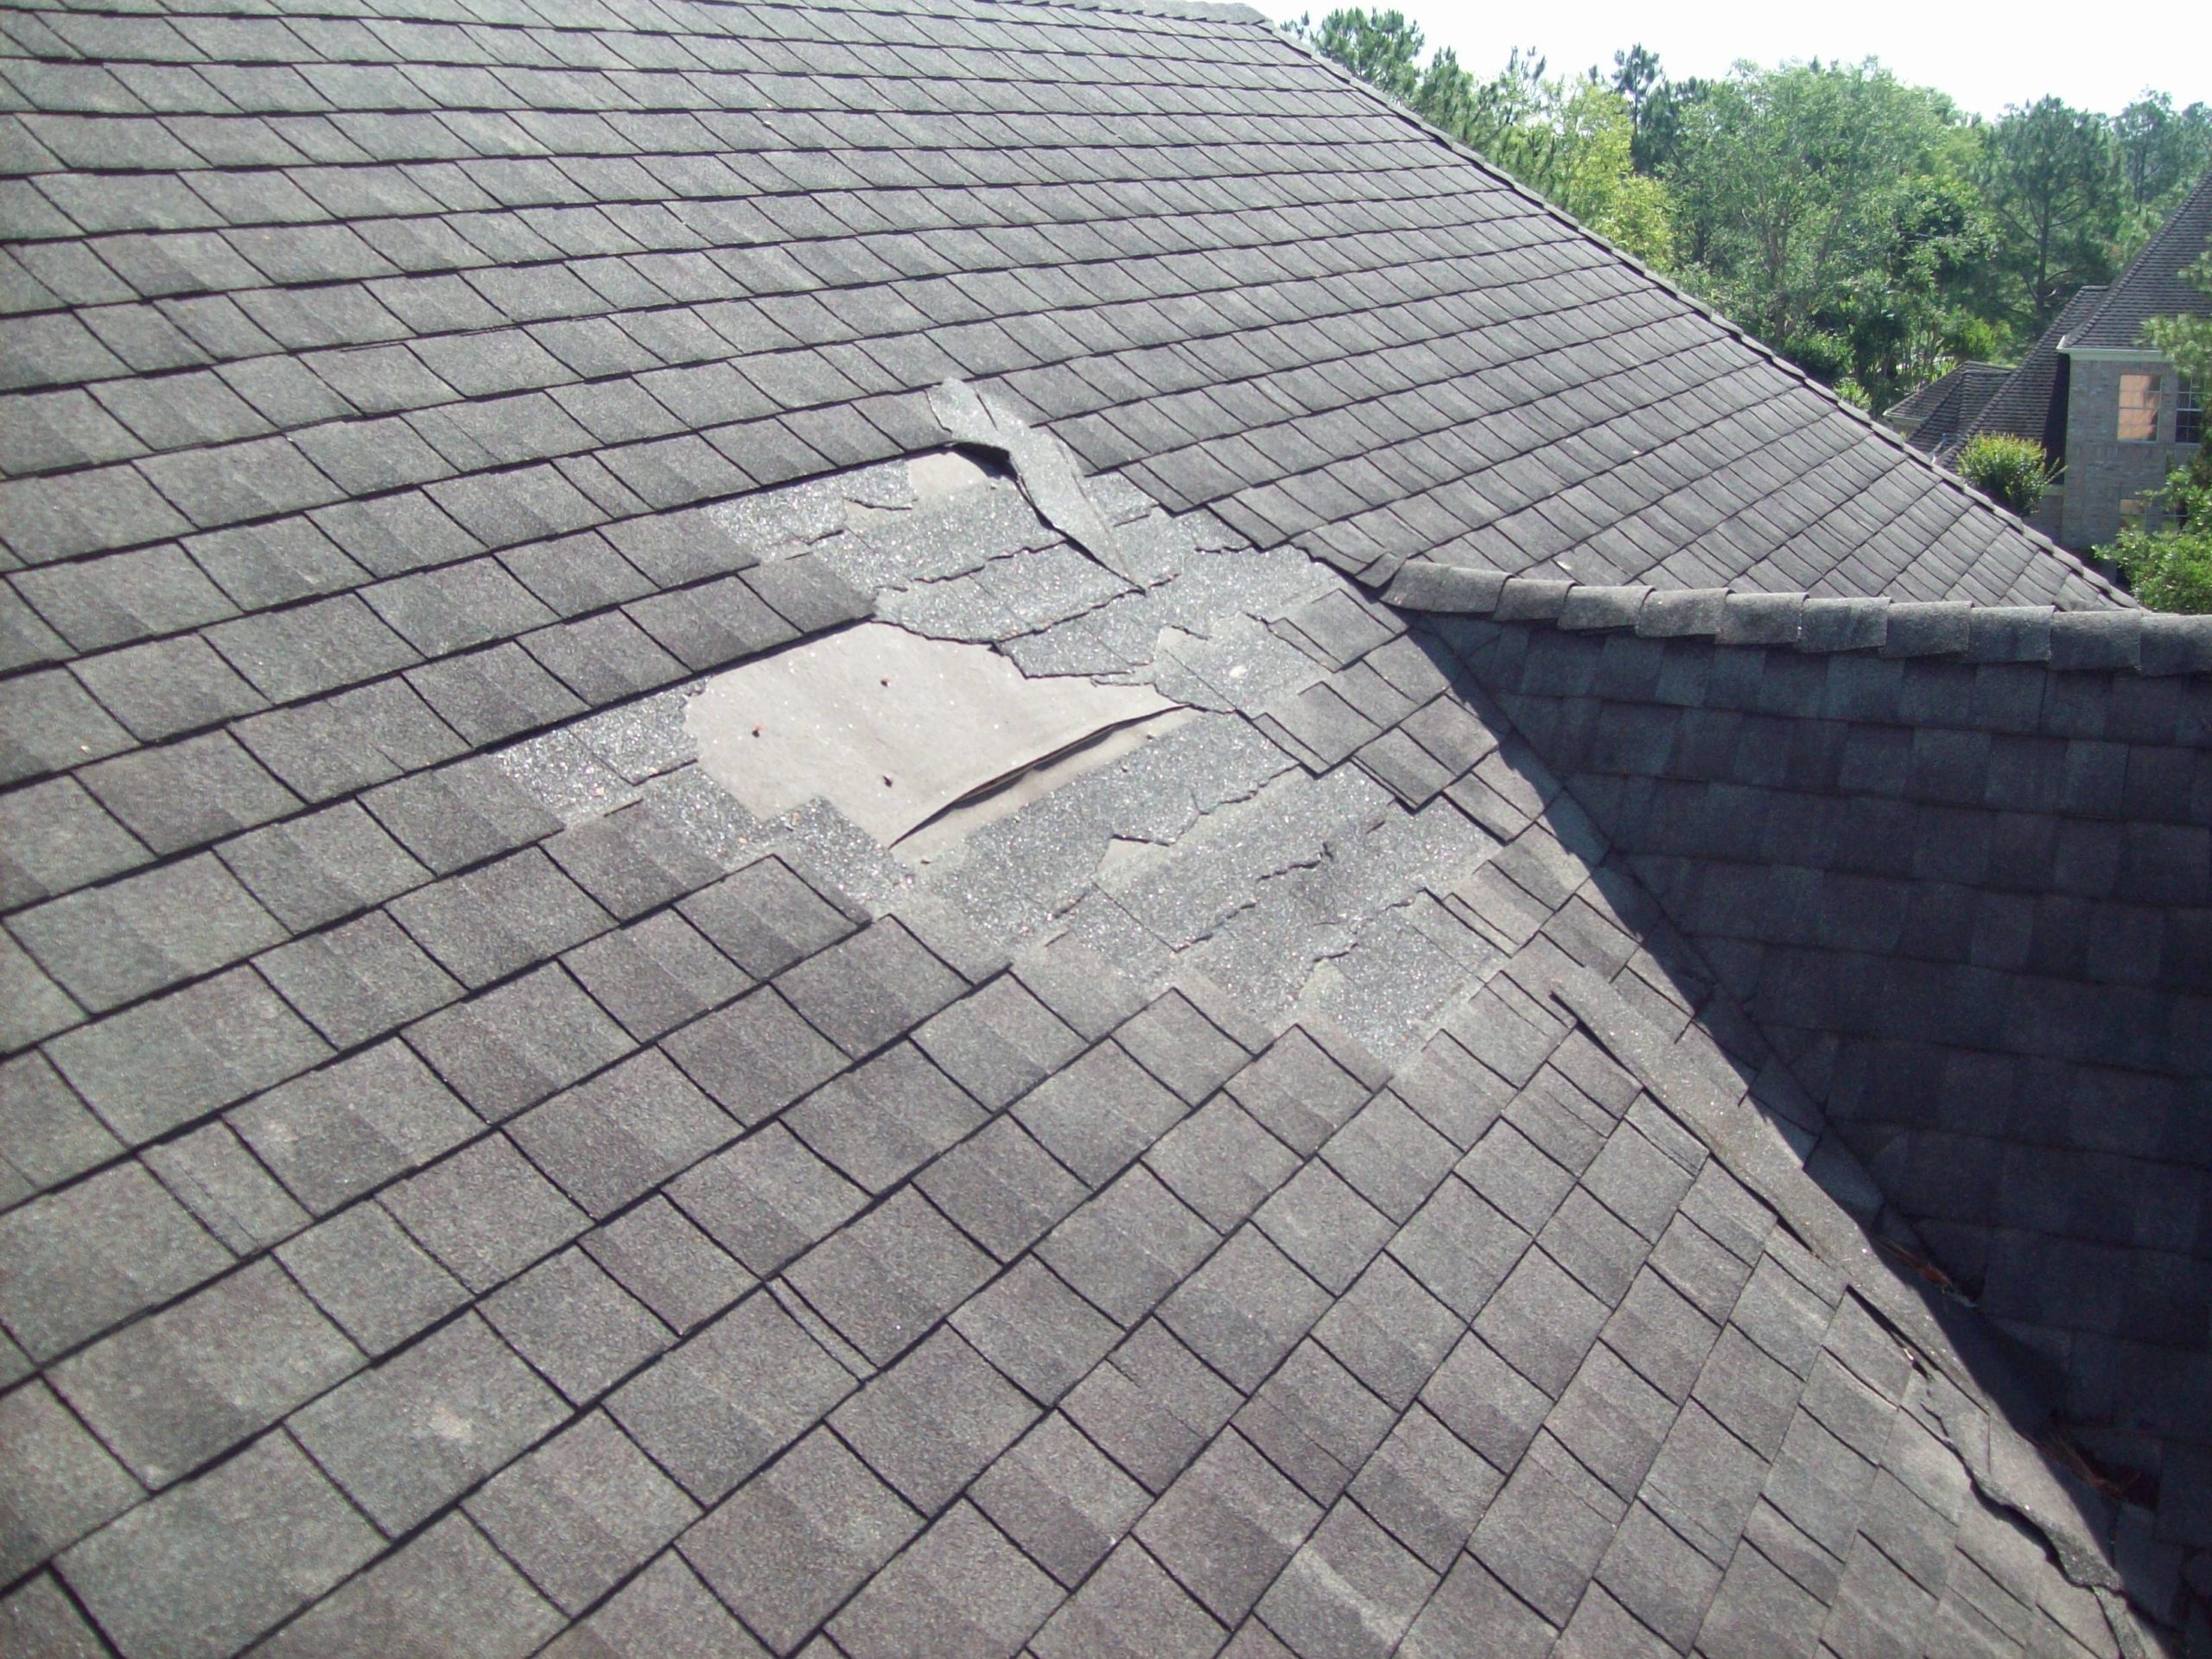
1882;362;2008;454
1956;286;2108;460
0;0;2130;612
2063;168;2212;356
2;2;2204;1656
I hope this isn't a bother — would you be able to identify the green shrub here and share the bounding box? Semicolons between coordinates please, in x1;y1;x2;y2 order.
2103;474;2212;613
1955;433;2053;516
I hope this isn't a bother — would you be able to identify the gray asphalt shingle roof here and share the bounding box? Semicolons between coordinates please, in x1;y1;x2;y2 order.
0;1;2195;1656
1882;362;2007;455
1960;285;2109;459
2062;168;2212;356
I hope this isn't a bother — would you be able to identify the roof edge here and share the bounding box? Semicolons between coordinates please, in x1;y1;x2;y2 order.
973;0;1269;22
1382;561;2212;677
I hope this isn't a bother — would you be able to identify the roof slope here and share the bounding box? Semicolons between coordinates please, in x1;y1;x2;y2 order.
1958;285;2107;459
0;0;2125;611
1883;362;2008;454
2064;168;2212;355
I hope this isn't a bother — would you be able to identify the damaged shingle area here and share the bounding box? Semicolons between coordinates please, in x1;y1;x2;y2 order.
0;427;2169;1659
0;1;2200;1656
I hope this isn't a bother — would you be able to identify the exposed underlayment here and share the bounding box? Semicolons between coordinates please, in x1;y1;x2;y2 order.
686;621;1173;843
490;424;1516;1066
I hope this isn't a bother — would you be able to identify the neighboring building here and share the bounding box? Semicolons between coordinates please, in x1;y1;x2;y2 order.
1;4;2206;1658
1960;173;2211;549
1878;360;2008;454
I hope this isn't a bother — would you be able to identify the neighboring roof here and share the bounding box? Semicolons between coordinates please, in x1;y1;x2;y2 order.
0;1;2199;1656
1882;361;2009;453
1956;286;2108;460
2063;168;2212;355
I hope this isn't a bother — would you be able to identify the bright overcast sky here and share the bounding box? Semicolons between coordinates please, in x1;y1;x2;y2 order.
1274;0;2209;120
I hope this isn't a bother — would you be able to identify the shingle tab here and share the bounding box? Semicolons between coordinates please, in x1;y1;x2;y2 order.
53;1259;360;1488
680;1426;918;1653
608;1294;856;1502
289;1311;564;1535
56;1432;375;1659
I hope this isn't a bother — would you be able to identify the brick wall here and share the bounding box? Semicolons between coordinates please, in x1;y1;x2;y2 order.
1423;590;2212;1522
2061;355;2198;551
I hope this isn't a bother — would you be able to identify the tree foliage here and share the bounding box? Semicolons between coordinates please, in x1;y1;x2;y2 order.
2104;462;2212;613
1291;11;2208;416
2114;93;2212;253
1662;60;1999;406
1287;14;1673;264
1955;434;2054;516
1977;98;2124;330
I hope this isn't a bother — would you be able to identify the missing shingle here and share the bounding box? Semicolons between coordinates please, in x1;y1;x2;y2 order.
686;622;1176;845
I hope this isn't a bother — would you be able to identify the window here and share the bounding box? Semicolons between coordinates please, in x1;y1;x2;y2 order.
2180;375;2203;446
2120;494;2149;532
2118;372;2161;441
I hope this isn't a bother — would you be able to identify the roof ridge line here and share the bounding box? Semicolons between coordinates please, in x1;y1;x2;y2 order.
1264;29;2132;607
963;0;1270;23
1381;560;2212;677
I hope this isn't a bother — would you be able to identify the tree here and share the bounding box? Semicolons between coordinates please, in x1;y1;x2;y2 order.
2113;92;2212;217
1291;15;2196;411
1536;79;1674;267
1835;172;2007;410
1293;14;1675;268
1956;434;2055;516
1662;61;1961;357
1299;9;1425;104
2103;458;2212;613
1978;99;2124;332
1611;45;1703;177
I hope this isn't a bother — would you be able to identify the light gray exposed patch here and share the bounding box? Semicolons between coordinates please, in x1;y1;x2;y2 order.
899;709;1195;866
513;448;1539;1061
815;477;1046;595
1185;884;1351;1014
1304;905;1477;1057
406;435;1545;1065
877;574;1027;644
571;689;700;785
763;798;913;916
710;474;852;561
904;449;995;502
1293;798;1495;927
498;728;643;824
1101;767;1376;950
686;624;1173;842
636;767;764;872
1153;619;1325;714
1050;889;1179;994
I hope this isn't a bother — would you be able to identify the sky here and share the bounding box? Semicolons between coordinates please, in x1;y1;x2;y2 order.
1274;0;2210;120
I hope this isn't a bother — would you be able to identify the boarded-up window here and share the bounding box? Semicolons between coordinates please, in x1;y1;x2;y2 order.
2119;372;2161;441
